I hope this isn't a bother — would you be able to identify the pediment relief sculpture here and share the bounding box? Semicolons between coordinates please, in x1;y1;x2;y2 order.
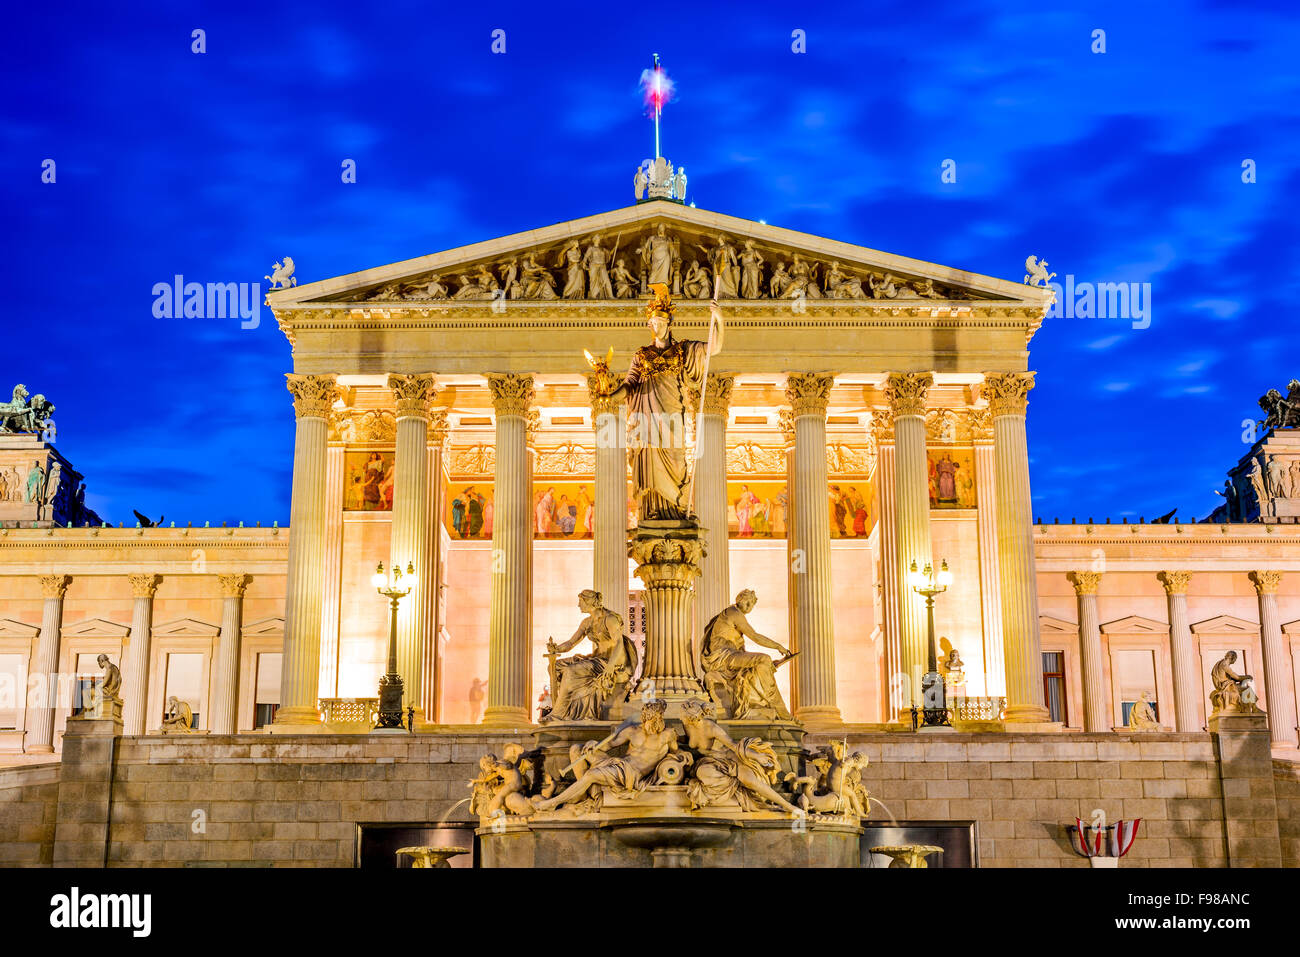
347;224;984;305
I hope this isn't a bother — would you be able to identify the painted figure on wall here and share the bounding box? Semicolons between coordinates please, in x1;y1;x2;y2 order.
927;449;976;508
446;484;491;538
734;484;760;537
344;451;397;511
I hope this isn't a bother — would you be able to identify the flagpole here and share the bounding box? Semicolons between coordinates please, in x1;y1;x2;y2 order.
652;53;661;159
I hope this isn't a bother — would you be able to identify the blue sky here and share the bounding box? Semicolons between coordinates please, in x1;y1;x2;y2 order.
4;0;1297;525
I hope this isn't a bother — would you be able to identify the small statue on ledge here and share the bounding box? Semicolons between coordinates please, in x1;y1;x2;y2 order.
784;740;871;818
1127;691;1158;730
1210;651;1261;715
701;589;795;720
160;696;197;733
542;589;638;723
80;654;122;720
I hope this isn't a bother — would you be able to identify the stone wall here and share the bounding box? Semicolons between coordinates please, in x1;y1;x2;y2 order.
2;724;1292;868
0;762;59;865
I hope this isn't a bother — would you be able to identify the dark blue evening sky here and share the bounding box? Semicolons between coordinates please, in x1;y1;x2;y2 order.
4;1;1296;526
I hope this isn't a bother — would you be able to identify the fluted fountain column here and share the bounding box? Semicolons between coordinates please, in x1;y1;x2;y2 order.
275;373;342;728
483;374;535;727
26;574;70;752
1068;571;1108;731
588;374;629;629
785;373;840;727
1159;570;1199;732
389;373;438;719
1251;571;1297;748
885;373;934;711
122;573;160;735
694;374;734;660
983;372;1049;724
211;573;251;733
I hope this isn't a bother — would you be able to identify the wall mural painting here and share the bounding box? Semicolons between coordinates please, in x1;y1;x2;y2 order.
927;448;976;508
445;483;493;539
533;483;595;539
729;481;789;539
828;481;874;539
343;451;395;511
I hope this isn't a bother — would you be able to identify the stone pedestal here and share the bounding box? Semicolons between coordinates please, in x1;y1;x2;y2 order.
1232;428;1300;523
629;519;708;709
0;434;93;528
1208;710;1283;866
51;716;121;867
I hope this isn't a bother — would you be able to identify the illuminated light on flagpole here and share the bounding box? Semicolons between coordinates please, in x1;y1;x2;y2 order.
639;53;675;160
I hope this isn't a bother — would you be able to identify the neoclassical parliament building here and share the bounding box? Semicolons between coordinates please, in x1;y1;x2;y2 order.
1;196;1297;868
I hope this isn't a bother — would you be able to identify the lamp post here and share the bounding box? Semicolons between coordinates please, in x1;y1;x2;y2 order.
372;561;415;731
908;559;953;729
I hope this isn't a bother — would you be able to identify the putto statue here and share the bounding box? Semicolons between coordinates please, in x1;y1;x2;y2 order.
785;741;871;817
587;283;723;521
542;589;639;722
1258;379;1300;432
1209;651;1261;715
265;257;296;289
701;589;795;720
0;385;56;436
533;699;680;811
680;701;800;813
469;744;546;818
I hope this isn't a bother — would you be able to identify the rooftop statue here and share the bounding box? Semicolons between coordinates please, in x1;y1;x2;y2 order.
264;257;296;289
586;283;723;521
0;384;56;436
1259;379;1300;432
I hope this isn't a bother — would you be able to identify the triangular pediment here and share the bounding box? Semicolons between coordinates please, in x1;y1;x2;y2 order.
241;616;284;637
1039;615;1078;634
1191;615;1258;635
1101;615;1168;635
269;202;1050;309
62;617;130;638
0;618;40;639
152;617;221;638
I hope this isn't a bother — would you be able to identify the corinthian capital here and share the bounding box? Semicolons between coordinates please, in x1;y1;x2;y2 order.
487;373;535;418
285;373;342;419
1068;570;1103;595
219;573;251;598
41;574;71;599
884;372;933;418
1158;570;1192;595
1249;570;1282;595
129;573;161;598
981;372;1036;417
387;373;438;420
429;409;450;449
703;374;735;418
785;373;834;419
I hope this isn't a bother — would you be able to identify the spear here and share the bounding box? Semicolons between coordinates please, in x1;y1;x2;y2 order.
686;273;722;514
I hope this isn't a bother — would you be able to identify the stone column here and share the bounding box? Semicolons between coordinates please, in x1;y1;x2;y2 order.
26;574;70;753
388;373;438;719
870;414;902;718
885;373;934;710
122;573;160;735
210;573;251;734
318;421;345;699
421;412;449;722
971;411;1006;698
1251;570;1297;749
483;374;535;727
1068;571;1108;731
588;374;629;629
785;373;840;727
983;372;1049;723
1159;570;1200;732
694;374;734;659
275;373;341;728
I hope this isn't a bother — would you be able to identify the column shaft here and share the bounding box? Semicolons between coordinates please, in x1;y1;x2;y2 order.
590;383;629;629
1253;571;1297;749
421;416;448;721
122;574;160;735
1160;571;1200;732
276;374;340;727
985;373;1049;723
872;430;902;719
319;442;345;698
694;375;733;664
974;436;1006;697
483;374;534;726
786;374;840;726
211;574;250;733
1070;572;1108;731
27;575;69;752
